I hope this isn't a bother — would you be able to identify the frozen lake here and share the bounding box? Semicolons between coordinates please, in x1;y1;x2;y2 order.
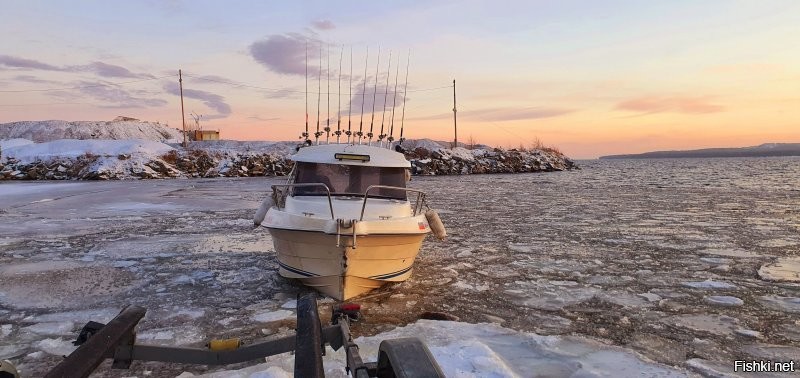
1;157;799;376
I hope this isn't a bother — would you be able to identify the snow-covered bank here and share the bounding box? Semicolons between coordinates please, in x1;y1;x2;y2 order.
0;139;296;180
0;138;576;180
0;118;182;143
406;145;577;175
182;320;686;377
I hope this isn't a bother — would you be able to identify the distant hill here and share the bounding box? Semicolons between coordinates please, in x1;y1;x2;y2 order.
600;143;800;159
0;118;183;143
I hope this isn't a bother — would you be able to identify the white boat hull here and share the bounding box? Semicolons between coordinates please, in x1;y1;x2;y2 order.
268;227;426;300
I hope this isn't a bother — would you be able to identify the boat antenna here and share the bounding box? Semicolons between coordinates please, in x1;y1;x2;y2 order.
358;46;368;144
379;50;391;147
302;40;309;144
346;46;353;144
398;50;410;145
336;45;343;143
388;53;400;148
325;43;331;144
368;46;380;145
315;42;322;144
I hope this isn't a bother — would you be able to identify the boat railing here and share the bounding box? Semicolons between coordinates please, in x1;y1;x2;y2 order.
271;183;335;219
360;185;426;220
271;183;427;221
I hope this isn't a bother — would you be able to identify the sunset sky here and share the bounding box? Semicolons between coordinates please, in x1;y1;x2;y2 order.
1;1;798;158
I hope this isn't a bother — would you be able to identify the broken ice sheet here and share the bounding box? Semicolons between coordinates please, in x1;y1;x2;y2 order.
681;280;736;290
758;295;800;313
251;310;294;323
758;257;800;283
663;314;739;336
505;280;600;311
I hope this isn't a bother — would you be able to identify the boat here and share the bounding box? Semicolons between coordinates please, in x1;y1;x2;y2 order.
254;143;445;300
253;44;445;300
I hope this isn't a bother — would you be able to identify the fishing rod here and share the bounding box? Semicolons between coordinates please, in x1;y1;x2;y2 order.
325;44;330;144
368;47;380;145
302;40;309;144
346;46;353;144
379;50;391;147
357;47;368;145
398;50;410;147
315;42;322;144
388;53;400;148
336;45;343;143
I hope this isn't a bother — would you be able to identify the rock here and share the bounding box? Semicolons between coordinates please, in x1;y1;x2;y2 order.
2;143;577;181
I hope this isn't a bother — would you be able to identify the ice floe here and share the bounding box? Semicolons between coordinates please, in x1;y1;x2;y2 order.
37;338;78;356
699;248;762;258
758;295;800;313
704;295;744;307
137;325;204;346
251;310;294;323
758;257;800;282
681;280;736;290
504;280;600;311
663;314;739;336
183;320;686;377
23;322;74;336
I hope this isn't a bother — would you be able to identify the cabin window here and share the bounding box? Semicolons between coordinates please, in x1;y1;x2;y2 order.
293;162;408;199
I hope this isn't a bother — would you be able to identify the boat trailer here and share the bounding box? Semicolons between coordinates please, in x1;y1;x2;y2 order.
38;292;443;378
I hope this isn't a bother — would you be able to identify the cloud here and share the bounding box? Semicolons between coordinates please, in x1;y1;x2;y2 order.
0;55;153;79
0;55;64;71
79;62;154;79
345;79;405;121
616;96;724;115
12;75;61;84
311;19;335;30
248;115;281;121
46;80;168;108
249;33;322;76
263;88;303;99
164;82;232;119
410;107;574;122
189;74;232;83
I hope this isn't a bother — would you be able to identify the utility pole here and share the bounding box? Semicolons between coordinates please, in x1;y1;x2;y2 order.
179;69;187;148
452;79;458;148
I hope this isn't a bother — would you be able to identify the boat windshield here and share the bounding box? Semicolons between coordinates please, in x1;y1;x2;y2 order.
293;162;408;200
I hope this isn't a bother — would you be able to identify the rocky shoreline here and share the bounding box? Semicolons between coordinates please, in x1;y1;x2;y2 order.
0;143;577;180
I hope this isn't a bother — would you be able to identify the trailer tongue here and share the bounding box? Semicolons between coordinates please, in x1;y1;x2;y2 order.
41;292;444;378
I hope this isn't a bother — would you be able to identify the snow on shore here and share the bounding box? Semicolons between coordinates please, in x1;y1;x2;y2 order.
0;119;182;143
1;139;174;165
182;320;686;377
1;120;577;179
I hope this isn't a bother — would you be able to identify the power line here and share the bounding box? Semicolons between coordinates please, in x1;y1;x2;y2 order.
0;75;172;93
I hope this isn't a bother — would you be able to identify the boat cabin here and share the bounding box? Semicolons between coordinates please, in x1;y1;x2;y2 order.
290;144;411;200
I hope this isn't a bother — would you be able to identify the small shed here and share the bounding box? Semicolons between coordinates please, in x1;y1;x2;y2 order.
191;130;220;141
